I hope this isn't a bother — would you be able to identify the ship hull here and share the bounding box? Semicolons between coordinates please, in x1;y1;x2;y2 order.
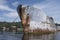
17;5;56;34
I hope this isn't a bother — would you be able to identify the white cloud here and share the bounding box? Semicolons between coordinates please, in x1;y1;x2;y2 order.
0;17;3;20
55;21;60;24
2;10;20;22
0;0;15;11
0;0;7;5
4;11;18;18
12;1;19;7
0;17;4;22
0;5;15;11
0;0;60;22
0;0;20;22
32;0;60;23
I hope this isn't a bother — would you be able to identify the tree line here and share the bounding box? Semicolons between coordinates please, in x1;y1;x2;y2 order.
0;22;22;28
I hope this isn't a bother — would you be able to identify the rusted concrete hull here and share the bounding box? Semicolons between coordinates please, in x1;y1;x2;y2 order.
17;5;30;33
17;5;56;34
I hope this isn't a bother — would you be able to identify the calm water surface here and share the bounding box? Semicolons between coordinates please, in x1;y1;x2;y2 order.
0;31;60;40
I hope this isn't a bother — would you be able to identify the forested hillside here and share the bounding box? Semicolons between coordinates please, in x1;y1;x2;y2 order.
0;22;22;28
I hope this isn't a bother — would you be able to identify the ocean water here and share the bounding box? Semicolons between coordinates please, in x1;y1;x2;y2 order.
0;31;60;40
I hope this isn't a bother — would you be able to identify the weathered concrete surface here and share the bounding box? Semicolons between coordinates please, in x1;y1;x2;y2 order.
17;5;56;34
17;5;30;33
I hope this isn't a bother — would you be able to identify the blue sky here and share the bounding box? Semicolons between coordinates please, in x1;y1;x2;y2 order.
0;0;60;23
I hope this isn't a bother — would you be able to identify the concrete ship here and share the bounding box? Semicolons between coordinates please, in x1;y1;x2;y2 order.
17;5;56;34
